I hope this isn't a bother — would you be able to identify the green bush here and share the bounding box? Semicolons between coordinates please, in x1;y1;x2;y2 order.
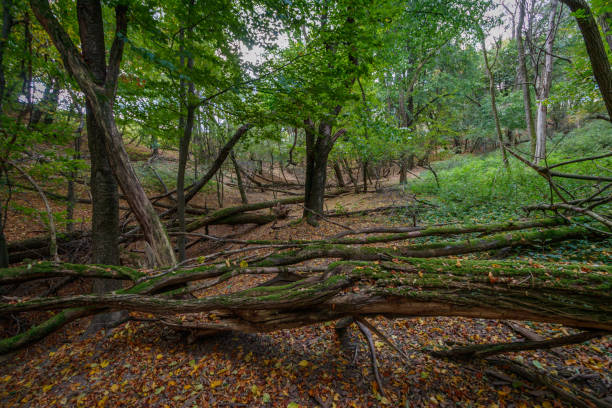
406;120;612;223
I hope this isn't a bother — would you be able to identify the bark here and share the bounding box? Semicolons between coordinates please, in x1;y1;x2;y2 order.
516;0;537;156
0;0;13;112
302;121;343;225
332;161;345;187
559;0;612;118
184;195;307;232
480;36;509;168
535;0;558;164
30;0;176;267
0;197;7;268
431;330;605;360
177;90;195;261
261;225;599;266
1;257;611;354
230;152;248;204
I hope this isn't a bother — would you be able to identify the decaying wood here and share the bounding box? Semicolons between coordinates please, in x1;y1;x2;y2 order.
430;330;607;359
1;256;611;355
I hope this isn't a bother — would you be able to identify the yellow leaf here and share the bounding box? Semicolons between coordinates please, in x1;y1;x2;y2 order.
110;384;119;392
240;260;248;268
42;384;53;393
2;375;11;382
97;395;108;407
156;354;163;360
298;360;309;367
210;380;222;388
225;259;231;267
542;402;553;408
100;360;110;368
183;384;191;391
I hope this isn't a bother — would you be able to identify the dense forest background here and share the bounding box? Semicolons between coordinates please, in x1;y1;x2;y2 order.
0;0;611;406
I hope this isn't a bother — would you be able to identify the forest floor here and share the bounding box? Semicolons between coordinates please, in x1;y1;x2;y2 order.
1;144;611;407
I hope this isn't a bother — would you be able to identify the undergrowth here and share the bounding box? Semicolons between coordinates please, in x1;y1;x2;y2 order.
400;120;612;263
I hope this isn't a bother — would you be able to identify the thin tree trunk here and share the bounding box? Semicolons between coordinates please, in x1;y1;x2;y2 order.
231;152;248;204
560;0;612;118
332;161;345;187
516;0;537;156
535;0;558;165
480;36;509;168
177;34;195;262
0;186;8;268
67;113;84;233
362;160;368;192
0;0;13;113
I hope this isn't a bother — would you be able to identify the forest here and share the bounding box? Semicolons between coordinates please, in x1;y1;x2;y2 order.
0;0;611;406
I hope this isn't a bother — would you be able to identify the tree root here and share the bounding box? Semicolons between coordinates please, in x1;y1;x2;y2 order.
355;320;387;399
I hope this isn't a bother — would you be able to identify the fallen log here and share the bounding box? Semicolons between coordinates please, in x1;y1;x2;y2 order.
430;330;607;359
1;257;611;355
259;225;601;266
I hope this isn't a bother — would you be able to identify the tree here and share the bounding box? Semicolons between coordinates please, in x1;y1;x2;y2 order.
534;0;560;164
559;0;612;118
516;0;537;156
29;0;176;266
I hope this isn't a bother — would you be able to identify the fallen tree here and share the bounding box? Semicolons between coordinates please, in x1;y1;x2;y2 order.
1;245;611;355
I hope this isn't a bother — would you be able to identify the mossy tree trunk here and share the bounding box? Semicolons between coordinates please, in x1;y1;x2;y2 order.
0;257;610;354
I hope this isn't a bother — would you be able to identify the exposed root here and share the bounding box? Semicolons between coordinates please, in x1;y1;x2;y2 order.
356;320;387;399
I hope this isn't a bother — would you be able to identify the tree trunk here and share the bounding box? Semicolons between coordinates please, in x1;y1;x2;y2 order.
0;197;7;268
177;35;195;262
303;120;333;225
231;152;248;204
77;0;120;267
32;0;176;266
559;0;612;119
76;0;123;333
516;0;537;156
535;0;558;165
362;160;368;193
0;0;14;113
332;161;345;187
399;158;407;184
480;36;509;168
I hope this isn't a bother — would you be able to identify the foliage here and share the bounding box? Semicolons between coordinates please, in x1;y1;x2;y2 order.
407;120;612;224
